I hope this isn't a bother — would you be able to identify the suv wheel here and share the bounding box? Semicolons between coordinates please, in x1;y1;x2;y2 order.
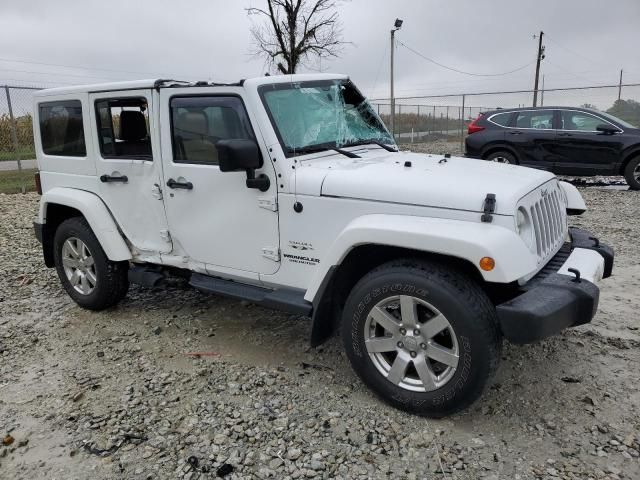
341;259;502;417
53;217;129;310
485;151;517;164
624;157;640;190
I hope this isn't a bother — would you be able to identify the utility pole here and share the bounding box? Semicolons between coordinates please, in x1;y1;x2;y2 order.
390;18;403;139
540;74;545;106
618;69;623;101
532;31;545;107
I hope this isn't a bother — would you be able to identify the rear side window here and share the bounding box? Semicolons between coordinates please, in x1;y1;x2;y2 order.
39;100;86;156
514;110;554;130
170;96;255;165
488;112;513;127
95;98;152;159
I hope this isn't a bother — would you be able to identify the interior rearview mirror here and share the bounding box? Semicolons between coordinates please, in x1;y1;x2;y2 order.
216;139;270;192
596;124;620;134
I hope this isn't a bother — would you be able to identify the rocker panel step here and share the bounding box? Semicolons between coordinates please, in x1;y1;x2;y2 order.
189;273;312;316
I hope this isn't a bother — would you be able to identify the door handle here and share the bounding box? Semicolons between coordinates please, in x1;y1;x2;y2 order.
508;131;523;135
100;174;128;183
166;178;193;190
557;132;572;137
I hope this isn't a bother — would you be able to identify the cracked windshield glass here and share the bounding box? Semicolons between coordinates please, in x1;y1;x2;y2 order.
261;80;394;156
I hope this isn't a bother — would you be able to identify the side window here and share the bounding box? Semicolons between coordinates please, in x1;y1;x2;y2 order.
560;111;611;132
95;98;151;159
514;110;554;130
39;100;86;157
170;96;255;165
489;112;513;127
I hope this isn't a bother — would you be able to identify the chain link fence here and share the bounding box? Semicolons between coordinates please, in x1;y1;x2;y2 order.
2;83;640;193
372;83;640;156
0;85;41;194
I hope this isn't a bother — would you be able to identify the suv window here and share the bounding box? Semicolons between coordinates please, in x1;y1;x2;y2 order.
514;110;554;130
39;100;86;157
560;110;612;132
170;96;255;165
488;112;512;127
95;98;151;159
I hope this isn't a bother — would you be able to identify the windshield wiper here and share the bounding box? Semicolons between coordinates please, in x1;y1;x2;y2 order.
288;145;361;158
343;140;398;152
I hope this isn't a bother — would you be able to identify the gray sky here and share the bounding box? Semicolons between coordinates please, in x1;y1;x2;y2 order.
1;0;639;108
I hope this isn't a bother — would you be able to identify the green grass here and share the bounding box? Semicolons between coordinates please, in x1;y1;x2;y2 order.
0;168;37;194
0;146;36;161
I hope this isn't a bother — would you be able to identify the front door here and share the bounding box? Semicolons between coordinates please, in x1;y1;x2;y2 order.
158;88;280;276
554;109;622;175
89;90;172;254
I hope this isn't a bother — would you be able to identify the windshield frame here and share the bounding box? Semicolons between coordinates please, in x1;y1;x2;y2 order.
258;79;394;158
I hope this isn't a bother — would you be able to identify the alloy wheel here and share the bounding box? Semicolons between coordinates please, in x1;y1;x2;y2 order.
491;156;510;164
61;237;97;295
364;295;459;392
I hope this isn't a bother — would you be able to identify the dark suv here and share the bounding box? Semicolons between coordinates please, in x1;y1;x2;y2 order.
465;106;640;189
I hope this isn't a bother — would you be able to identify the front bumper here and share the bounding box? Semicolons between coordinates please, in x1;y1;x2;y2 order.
496;228;614;344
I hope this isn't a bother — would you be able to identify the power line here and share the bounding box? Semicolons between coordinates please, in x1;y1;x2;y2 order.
0;67;125;82
544;34;617;70
0;56;174;79
397;40;535;77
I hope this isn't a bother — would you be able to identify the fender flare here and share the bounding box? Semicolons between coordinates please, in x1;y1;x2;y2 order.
38;187;132;261
304;214;536;304
558;181;586;215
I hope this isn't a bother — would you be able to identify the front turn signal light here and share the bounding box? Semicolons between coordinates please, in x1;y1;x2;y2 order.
479;257;495;271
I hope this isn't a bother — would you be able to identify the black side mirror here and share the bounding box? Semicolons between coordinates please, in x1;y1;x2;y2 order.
216;139;270;192
596;124;620;135
216;139;262;172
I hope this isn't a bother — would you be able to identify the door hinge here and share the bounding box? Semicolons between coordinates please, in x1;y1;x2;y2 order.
262;247;280;262
258;197;278;212
160;230;172;243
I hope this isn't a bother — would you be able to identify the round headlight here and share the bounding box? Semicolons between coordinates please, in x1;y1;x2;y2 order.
516;207;534;250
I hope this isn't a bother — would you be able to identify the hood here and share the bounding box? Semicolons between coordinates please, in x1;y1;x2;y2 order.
294;149;556;215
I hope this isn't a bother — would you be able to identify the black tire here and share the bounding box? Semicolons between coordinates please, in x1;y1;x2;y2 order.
623;156;640;190
485;150;517;164
341;259;502;417
53;217;129;310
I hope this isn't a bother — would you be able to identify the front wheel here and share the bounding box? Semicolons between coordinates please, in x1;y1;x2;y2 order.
624;157;640;190
341;259;502;417
485;150;517;164
53;217;129;310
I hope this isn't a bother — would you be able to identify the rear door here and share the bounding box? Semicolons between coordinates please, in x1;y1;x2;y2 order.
88;90;172;254
554;109;622;175
506;109;558;170
158;87;280;276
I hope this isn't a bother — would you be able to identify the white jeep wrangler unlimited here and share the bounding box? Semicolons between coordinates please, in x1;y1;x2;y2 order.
33;74;614;417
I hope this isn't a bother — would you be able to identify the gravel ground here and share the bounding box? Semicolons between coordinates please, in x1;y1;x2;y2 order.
1;170;640;479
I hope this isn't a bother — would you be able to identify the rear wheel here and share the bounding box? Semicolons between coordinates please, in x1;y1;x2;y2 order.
53;217;129;310
624;157;640;190
341;259;502;417
485;150;517;164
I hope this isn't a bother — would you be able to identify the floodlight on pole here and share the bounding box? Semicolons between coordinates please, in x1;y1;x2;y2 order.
390;19;403;140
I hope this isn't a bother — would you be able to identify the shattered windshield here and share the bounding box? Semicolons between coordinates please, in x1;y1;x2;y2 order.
260;80;394;156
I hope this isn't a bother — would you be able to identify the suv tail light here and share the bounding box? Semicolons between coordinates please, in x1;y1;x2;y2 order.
467;114;485;135
35;171;42;195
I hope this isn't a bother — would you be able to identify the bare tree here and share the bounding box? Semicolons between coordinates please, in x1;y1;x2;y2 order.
247;0;347;74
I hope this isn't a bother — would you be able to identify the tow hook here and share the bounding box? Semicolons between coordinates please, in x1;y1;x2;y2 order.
568;268;582;283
